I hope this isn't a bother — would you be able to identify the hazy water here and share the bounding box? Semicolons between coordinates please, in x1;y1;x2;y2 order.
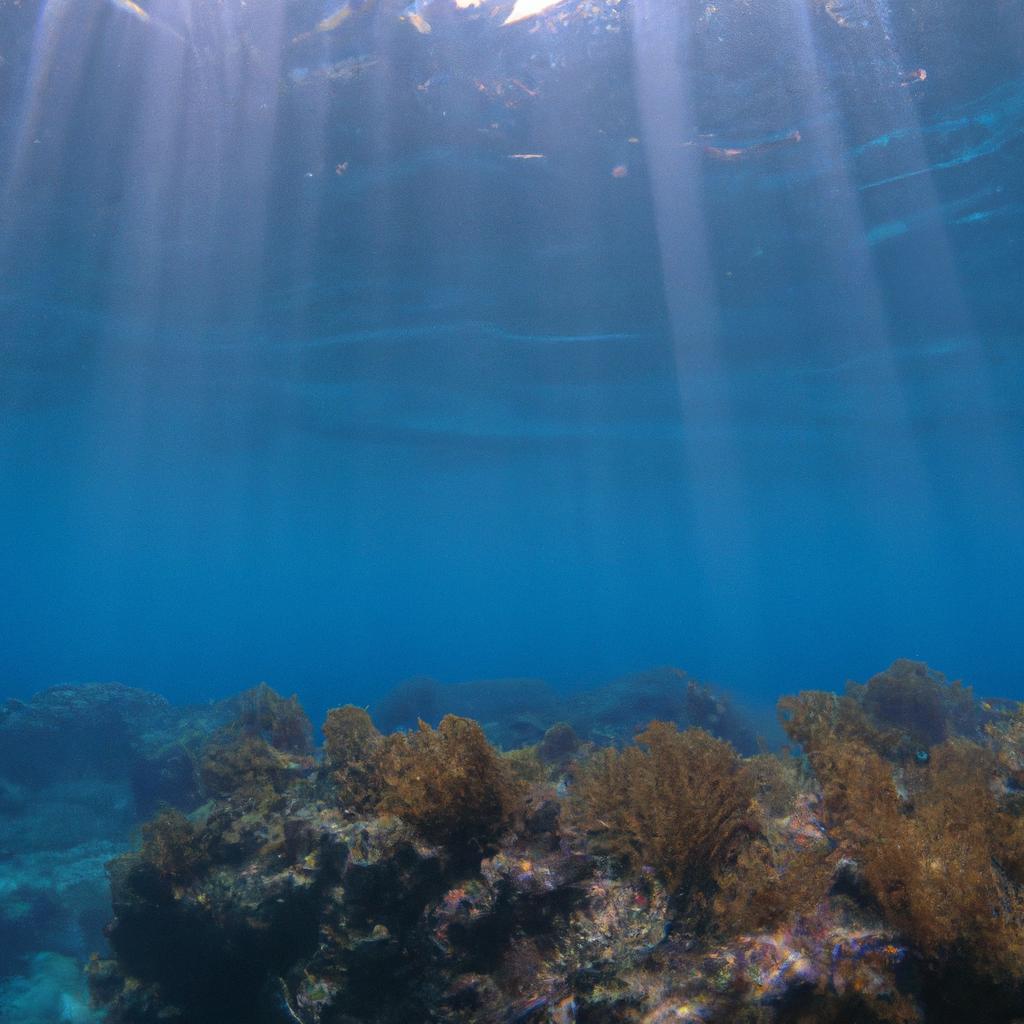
0;0;1022;710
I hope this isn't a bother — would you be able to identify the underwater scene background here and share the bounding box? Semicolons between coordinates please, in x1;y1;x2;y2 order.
1;0;1023;1019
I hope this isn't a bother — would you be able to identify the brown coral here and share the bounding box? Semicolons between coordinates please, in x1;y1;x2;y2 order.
575;722;757;897
377;715;522;849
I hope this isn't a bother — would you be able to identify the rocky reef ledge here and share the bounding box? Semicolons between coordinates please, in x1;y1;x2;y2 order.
8;662;1024;1023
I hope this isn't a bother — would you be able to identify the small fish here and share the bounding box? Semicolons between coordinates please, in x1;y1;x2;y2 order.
508;152;545;160
900;67;927;86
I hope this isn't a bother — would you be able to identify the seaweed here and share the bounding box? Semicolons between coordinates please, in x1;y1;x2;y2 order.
377;715;523;849
197;685;313;804
234;682;313;755
857;659;977;750
712;838;833;935
777;689;888;757
199;735;292;804
322;705;384;813
139;808;208;881
805;736;1024;981
574;722;757;898
501;745;547;786
536;722;580;766
747;750;806;818
779;661;978;766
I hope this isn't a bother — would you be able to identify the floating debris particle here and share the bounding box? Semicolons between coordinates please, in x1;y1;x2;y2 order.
316;3;354;32
401;1;432;33
703;129;801;161
823;0;870;28
291;2;356;44
110;0;150;24
288;55;381;85
503;0;567;26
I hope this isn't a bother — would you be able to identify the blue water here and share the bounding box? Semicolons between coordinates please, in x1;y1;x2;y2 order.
0;0;1022;711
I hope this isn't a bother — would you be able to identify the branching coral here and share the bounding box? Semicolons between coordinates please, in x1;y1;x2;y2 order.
377;715;523;849
322;705;383;813
574;722;757;897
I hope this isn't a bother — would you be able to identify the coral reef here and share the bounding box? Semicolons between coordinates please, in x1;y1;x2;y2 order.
0;685;171;788
0;683;230;810
0;683;231;985
373;667;759;754
5;661;1022;1024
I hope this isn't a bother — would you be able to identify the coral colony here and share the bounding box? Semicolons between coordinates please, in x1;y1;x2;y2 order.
5;662;1024;1022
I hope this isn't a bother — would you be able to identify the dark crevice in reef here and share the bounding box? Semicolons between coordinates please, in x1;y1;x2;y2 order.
5;660;1024;1022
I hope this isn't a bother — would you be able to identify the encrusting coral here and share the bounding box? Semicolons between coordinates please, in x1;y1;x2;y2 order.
574;722;757;899
377;714;524;849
